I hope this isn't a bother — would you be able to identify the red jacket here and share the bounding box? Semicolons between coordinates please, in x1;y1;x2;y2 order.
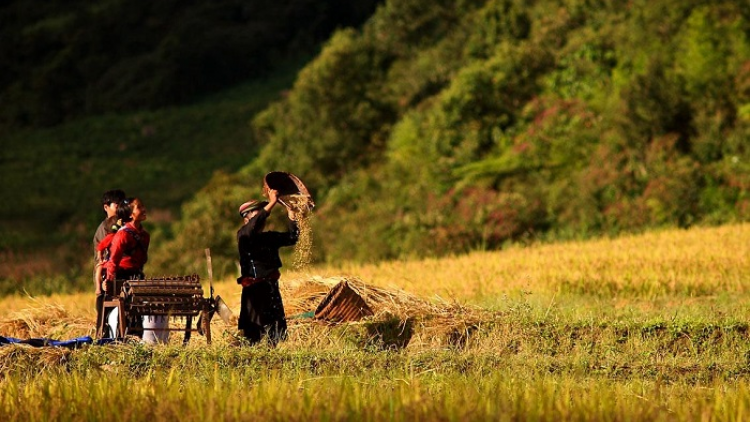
96;233;116;253
105;222;150;280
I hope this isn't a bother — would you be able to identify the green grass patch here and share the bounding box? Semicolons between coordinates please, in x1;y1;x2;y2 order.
0;62;303;286
1;329;750;421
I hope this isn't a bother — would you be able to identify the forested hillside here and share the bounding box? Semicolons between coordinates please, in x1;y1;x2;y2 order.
3;0;750;288
153;0;750;272
0;0;379;127
0;0;380;288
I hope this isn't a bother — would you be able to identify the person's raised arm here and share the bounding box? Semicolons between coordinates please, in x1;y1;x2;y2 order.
263;188;279;213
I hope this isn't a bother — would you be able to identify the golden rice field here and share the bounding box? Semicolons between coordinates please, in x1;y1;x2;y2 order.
1;223;749;421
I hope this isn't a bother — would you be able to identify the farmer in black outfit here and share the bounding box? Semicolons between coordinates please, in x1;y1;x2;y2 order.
236;188;298;346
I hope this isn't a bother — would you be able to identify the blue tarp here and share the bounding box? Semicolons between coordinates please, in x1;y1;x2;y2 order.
0;336;117;348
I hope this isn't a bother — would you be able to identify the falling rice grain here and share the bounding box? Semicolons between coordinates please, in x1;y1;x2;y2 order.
282;194;314;270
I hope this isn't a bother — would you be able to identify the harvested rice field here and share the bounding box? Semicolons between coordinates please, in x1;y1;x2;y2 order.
1;223;750;421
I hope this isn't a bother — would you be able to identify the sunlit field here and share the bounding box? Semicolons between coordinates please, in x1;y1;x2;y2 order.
1;224;749;421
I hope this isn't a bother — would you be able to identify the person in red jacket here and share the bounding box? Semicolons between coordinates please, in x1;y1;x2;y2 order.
106;197;150;282
105;197;158;341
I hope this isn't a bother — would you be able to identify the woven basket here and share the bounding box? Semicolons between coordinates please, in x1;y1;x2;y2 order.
314;280;373;323
263;171;315;209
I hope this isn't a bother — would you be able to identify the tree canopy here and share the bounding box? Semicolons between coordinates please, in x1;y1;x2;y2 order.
0;0;380;127
226;0;750;264
5;0;750;279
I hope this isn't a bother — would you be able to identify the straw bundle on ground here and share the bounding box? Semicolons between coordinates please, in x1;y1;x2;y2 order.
0;344;71;373
282;275;488;323
0;304;91;339
343;277;447;318
280;275;495;350
281;276;338;317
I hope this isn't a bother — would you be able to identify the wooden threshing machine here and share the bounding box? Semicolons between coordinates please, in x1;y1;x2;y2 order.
97;274;216;344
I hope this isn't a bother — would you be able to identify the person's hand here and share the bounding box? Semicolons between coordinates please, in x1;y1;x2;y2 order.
287;208;296;221
267;188;279;204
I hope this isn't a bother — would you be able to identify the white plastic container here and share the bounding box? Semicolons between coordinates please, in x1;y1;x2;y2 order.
141;315;170;344
106;309;169;344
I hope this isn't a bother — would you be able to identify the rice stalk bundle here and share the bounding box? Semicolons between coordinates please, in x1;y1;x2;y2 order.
0;304;90;339
281;276;338;317
0;345;70;373
344;277;447;319
281;275;490;328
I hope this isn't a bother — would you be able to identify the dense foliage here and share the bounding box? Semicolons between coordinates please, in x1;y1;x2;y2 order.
221;0;750;264
0;0;379;286
0;0;380;127
4;0;750;282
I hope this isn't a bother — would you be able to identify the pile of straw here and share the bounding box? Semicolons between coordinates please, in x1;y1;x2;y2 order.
0;344;71;372
282;276;484;321
282;276;333;317
0;304;91;339
343;277;446;319
281;275;494;350
0;304;83;371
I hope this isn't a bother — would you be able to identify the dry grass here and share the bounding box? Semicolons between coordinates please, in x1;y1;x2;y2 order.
282;275;451;317
309;223;750;299
0;304;93;339
1;223;748;350
2;224;750;422
0;274;489;353
0;278;434;345
280;275;498;350
0;344;71;372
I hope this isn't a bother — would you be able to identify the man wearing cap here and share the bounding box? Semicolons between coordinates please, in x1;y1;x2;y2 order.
93;189;126;336
236;188;298;346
